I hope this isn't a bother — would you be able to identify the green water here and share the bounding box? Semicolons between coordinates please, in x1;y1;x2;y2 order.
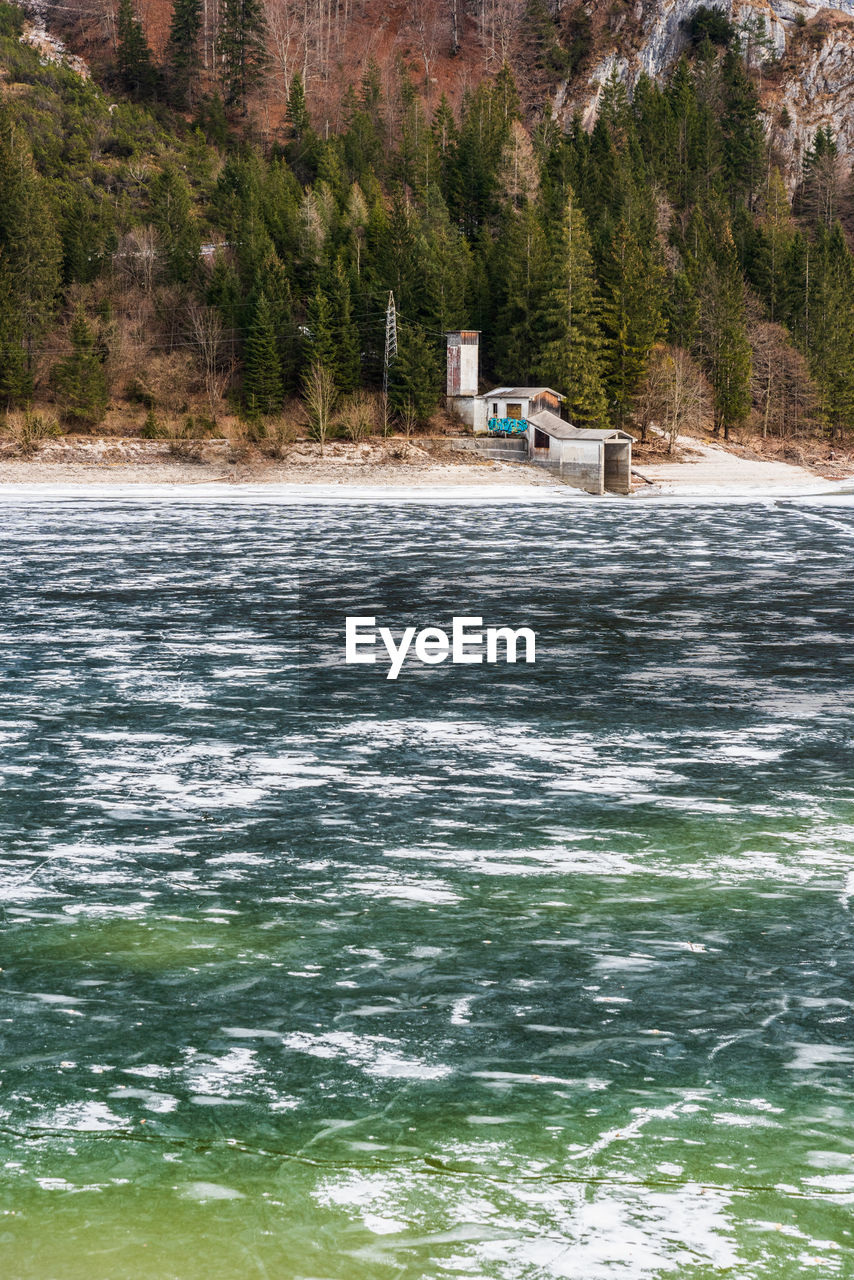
1;497;853;1278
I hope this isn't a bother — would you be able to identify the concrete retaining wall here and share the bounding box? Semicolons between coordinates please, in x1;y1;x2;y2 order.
450;436;529;462
551;439;605;495
440;434;630;495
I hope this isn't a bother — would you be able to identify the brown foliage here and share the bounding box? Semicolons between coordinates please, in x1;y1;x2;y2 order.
748;321;822;437
635;345;712;452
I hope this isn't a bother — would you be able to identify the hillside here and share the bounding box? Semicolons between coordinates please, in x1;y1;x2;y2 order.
45;0;854;177
1;0;854;457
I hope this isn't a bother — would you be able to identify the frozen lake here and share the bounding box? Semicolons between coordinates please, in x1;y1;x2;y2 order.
1;496;853;1278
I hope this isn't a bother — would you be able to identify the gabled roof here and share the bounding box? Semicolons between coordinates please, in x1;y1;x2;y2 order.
528;409;633;443
484;387;565;400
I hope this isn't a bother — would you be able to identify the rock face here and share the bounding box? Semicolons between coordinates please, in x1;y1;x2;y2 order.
564;0;854;177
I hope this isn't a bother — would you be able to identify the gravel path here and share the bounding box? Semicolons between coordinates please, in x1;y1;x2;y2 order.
631;437;838;496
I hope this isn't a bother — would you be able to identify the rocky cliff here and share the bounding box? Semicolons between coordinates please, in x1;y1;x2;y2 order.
564;0;854;177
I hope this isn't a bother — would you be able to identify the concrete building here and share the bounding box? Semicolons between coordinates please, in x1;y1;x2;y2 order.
444;330;632;496
526;409;632;496
483;387;564;425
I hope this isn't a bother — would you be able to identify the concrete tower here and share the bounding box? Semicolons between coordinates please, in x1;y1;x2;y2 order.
445;331;484;429
446;330;479;396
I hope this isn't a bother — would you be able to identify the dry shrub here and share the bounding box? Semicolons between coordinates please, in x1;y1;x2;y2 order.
186;302;235;415
2;412;62;456
339;390;377;442
167;438;207;462
140;352;198;418
222;419;254;462
260;412;301;458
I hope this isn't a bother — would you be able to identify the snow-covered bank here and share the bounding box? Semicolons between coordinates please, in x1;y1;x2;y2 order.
2;479;854;506
631;436;846;498
0;481;586;505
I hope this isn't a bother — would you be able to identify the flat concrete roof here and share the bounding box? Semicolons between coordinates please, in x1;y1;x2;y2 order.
528;410;633;443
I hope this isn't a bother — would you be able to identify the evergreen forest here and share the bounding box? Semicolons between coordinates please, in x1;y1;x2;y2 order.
1;0;853;446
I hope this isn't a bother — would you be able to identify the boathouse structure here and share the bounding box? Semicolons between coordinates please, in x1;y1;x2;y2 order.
445;331;632;496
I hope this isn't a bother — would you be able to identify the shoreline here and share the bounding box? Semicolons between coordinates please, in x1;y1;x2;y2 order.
0;434;852;502
1;478;852;505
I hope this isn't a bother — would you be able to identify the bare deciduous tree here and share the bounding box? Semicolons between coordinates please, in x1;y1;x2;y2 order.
447;0;460;54
407;0;443;85
477;0;524;68
749;321;821;437
113;227;159;296
799;151;847;230
265;0;308;97
397;393;418;439
302;360;338;454
187;302;233;413
637;345;712;452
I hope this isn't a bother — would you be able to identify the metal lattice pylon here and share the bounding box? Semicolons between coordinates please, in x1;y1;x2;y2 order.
383;291;397;395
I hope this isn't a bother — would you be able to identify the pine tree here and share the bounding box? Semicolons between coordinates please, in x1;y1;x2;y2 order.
663;57;699;209
207;254;243;333
599;220;666;425
396;83;437;198
491;203;547;383
667;269;701;351
753;166;796;322
798;126;842;229
806;226;854;436
166;0;202;108
262;159;302;262
697;241;752;438
432;94;458;199
286;73;309;140
58;188;113;286
243;293;282;414
52;307;109;427
0;109;61;404
364;191;426;326
218;0;267;111
303;287;338;379
149;165;200;285
389;328;441;425
419;189;471;335
212;154;274;297
449;81;513;236
117;0;157;99
328;267;360;393
720;47;764;208
533;188;609;428
257;252;298;390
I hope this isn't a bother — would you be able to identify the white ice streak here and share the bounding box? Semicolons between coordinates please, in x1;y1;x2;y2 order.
313;1155;739;1277
281;1030;451;1080
37;1101;126;1131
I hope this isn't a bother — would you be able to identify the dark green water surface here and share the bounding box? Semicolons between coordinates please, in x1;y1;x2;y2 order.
1;496;853;1278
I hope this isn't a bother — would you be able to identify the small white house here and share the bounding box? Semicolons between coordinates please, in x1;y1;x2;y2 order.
483;387;564;428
